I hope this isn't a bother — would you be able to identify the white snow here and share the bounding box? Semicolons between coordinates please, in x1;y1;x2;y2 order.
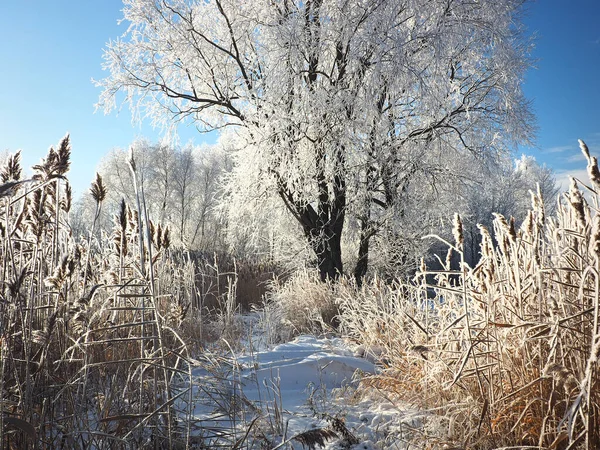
236;336;376;407
186;328;425;449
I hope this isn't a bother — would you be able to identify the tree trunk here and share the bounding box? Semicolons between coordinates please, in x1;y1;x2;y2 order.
354;133;379;286
354;218;370;286
279;179;345;282
315;231;343;282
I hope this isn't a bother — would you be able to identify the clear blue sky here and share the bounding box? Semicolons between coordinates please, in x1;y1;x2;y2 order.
0;0;204;197
523;0;600;188
0;1;598;196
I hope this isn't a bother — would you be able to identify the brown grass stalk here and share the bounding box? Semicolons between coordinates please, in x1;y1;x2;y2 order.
338;141;600;449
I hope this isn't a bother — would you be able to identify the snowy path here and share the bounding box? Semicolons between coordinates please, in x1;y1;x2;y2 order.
235;336;376;409
189;334;423;449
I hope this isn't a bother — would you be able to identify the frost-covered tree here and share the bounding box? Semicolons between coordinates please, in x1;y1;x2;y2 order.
98;0;534;281
458;154;558;266
74;140;229;251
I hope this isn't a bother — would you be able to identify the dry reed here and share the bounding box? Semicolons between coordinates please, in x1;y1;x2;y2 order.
0;138;247;449
338;141;600;449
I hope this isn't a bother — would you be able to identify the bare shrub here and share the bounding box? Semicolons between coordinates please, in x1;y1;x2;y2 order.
192;253;280;311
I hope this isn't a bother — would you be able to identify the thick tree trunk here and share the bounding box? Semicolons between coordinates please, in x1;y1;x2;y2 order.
314;230;343;282
277;185;345;282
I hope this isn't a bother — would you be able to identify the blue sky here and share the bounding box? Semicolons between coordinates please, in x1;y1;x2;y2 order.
523;0;600;188
0;0;204;196
0;1;599;196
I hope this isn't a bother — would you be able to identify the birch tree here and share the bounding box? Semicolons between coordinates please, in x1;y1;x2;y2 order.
98;0;534;281
82;140;228;250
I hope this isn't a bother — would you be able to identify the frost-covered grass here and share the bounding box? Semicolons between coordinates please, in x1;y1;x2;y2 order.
337;142;600;448
5;137;600;449
0;140;210;449
265;270;340;338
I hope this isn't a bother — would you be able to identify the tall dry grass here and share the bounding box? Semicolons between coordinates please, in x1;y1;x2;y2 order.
0;138;222;449
338;140;600;449
265;269;341;340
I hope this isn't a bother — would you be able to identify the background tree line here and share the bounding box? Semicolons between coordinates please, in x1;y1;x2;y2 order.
71;139;231;254
70;137;557;280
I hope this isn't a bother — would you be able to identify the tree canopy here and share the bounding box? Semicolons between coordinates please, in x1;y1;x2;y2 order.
98;0;535;281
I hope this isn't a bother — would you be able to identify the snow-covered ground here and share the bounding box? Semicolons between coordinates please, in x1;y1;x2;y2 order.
187;320;426;449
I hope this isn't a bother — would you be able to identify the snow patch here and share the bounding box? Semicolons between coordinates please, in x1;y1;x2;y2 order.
188;332;422;448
